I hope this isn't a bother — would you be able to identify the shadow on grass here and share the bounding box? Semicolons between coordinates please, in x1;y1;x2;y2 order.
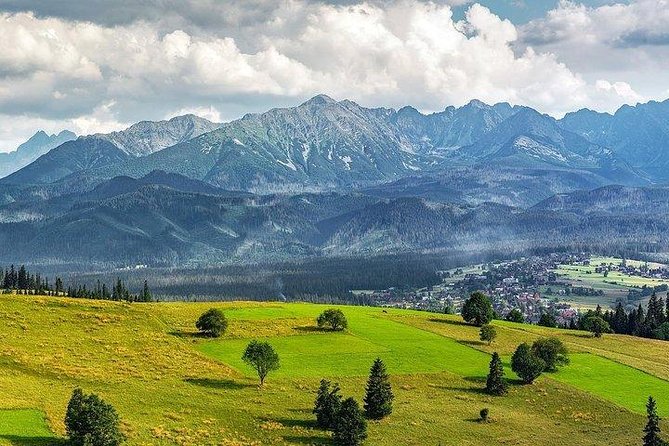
457;339;486;348
565;332;595;339
184;378;255;390
292;326;330;333
0;436;66;446
282;436;330;445
428;318;469;327
169;330;211;339
270;417;317;429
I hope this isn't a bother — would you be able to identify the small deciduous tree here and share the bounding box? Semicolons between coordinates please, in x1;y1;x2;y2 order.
65;388;124;446
480;408;489;422
505;309;525;323
313;379;342;430
486;352;507;396
242;340;280;386
333;398;367;446
511;343;545;384
317;309;348;331
643;396;663;446
461;292;494;326
531;337;569;372
538;313;557;328
363;358;394;419
196;308;228;337
479;324;497;345
583;315;611;338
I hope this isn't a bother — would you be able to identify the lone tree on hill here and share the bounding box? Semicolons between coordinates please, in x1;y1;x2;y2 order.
486;352;508;396
479;324;497;345
317;309;348;331
531;338;569;372
242;340;280;386
583;315;611;338
511;343;545;384
196;308;228;337
644;396;663;446
505;309;525;323
333;397;367;446
461;292;494;326
313;379;342;430
65;388;124;446
363;358;394;419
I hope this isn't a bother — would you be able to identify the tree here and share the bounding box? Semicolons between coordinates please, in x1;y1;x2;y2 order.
479;408;489;422
531;338;569;372
139;280;152;302
654;322;669;341
363;358;394;419
317;309;348;331
313;379;342;430
242;340;280;386
479;324;497;345
333;397;367;446
196;308;228;337
643;396;663;446
583;315;611;338
461;292;494;326
485;352;507;396
65;388;124;446
647;292;666;330
511;343;545;384
505;309;525;323
537;313;557;328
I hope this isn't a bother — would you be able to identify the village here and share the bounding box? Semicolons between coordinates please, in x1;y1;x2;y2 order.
355;253;669;324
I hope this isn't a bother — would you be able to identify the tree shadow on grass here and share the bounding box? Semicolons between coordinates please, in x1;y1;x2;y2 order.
268;417;317;429
428;318;469;327
0;436;66;446
292;326;330;333
184;378;255;390
457;339;486;348
169;330;210;339
282;435;330;445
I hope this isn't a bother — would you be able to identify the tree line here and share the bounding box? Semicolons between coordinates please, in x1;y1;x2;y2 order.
1;264;152;302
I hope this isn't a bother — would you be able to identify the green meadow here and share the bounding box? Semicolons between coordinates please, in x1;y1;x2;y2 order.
1;295;669;445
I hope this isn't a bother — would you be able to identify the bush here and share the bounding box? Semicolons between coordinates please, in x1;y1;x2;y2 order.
317;309;348;331
65;388;124;446
479;324;497;345
461;292;494;326
531;338;569;372
511;343;545;384
480;408;489;422
242;340;280;386
196;308;228;337
333;398;367;446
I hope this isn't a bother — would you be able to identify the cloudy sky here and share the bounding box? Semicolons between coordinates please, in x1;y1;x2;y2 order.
0;0;668;151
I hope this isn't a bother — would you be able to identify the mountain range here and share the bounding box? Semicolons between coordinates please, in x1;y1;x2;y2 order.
1;95;669;267
0;130;76;178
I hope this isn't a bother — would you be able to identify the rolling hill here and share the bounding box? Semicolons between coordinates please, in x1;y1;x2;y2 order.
0;294;665;445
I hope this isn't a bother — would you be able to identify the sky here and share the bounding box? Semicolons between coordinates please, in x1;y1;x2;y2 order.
0;0;667;151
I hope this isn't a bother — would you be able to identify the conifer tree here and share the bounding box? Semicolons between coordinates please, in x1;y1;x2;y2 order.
485;352;507;396
363;358;394;419
643;396;663;446
333;398;367;446
313;379;342;429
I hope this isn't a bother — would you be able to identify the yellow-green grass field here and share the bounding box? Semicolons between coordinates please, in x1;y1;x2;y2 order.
1;295;669;445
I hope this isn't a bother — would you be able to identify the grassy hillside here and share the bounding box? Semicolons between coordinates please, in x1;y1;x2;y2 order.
0;295;668;445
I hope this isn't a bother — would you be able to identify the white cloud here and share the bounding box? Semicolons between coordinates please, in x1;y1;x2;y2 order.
0;1;667;150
